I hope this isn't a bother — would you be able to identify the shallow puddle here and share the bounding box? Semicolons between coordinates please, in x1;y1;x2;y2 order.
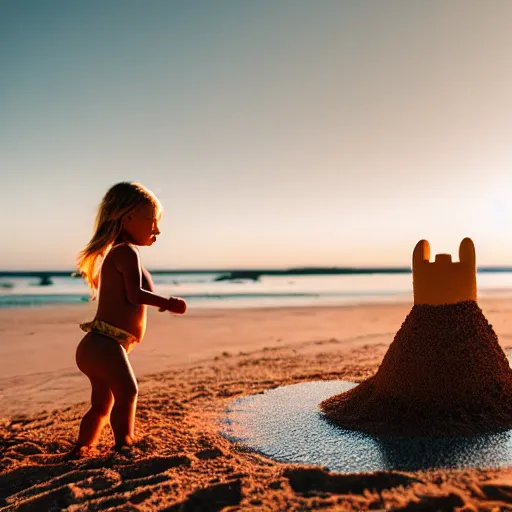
220;380;512;473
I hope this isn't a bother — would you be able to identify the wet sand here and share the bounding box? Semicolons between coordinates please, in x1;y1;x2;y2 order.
2;299;512;510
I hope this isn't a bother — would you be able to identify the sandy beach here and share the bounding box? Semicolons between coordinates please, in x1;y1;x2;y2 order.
2;299;512;510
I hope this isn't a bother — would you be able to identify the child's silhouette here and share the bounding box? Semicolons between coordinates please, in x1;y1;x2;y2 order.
68;182;186;457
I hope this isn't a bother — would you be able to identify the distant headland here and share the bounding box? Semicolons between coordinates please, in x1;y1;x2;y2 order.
2;266;512;286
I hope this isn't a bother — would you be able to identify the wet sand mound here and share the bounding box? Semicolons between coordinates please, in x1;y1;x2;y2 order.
321;301;512;436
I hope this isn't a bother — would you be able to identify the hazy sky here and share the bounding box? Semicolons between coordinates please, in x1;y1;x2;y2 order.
2;1;512;270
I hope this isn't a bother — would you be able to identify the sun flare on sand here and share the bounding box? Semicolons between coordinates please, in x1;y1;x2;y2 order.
321;238;512;436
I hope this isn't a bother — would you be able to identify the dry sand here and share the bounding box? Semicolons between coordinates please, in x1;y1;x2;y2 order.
2;299;512;510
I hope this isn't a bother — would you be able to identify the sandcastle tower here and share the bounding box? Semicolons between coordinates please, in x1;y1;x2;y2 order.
321;238;512;436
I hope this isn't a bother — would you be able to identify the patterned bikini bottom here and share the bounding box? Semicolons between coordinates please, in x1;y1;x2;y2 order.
79;319;140;352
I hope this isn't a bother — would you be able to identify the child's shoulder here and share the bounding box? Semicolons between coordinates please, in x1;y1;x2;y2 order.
106;243;140;263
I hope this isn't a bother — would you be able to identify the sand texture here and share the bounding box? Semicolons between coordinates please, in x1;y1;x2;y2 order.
2;300;512;510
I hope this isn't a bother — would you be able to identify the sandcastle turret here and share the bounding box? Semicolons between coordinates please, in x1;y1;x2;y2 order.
412;238;476;305
321;238;512;436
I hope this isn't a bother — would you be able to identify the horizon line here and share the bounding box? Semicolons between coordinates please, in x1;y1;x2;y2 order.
3;265;512;278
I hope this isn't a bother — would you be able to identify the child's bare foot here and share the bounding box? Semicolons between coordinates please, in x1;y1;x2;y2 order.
63;445;94;460
113;443;134;457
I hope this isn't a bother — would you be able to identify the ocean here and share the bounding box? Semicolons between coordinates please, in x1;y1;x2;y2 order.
2;271;512;309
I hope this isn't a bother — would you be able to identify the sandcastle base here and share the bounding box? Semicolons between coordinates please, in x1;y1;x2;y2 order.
320;376;512;437
321;301;512;436
221;380;512;473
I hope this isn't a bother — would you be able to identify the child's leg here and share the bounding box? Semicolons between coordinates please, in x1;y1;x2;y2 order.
105;347;138;448
74;378;114;449
75;333;138;450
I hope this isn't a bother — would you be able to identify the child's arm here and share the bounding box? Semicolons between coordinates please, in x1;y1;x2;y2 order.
114;244;186;314
158;297;187;314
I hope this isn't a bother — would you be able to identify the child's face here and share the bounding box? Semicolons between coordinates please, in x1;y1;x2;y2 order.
122;202;161;246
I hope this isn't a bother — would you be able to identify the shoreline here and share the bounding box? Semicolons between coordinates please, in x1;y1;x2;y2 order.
0;292;416;311
1;287;511;310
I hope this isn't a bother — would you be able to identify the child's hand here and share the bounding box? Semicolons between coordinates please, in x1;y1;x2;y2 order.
159;297;187;314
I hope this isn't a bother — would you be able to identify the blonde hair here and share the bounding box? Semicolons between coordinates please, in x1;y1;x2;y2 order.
78;182;163;297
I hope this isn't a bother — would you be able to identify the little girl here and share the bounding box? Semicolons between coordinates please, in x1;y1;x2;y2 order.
69;182;186;457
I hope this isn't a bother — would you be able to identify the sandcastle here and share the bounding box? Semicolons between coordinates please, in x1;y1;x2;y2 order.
321;238;512;436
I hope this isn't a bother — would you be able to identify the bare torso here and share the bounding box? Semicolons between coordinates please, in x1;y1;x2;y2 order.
94;245;155;342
